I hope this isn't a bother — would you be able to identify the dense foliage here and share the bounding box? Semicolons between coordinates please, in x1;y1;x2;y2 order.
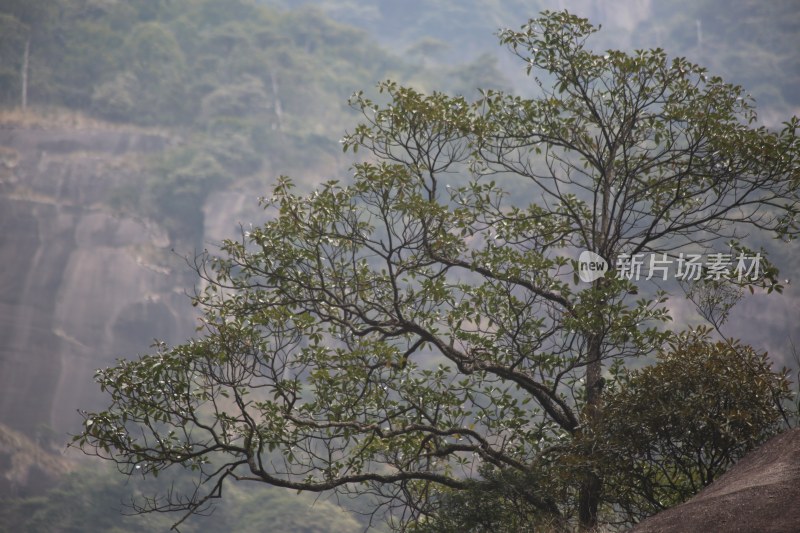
0;0;509;245
417;332;792;531
0;0;378;126
73;10;799;531
595;332;792;523
266;0;799;119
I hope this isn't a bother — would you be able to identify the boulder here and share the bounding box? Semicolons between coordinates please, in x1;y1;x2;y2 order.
631;428;800;533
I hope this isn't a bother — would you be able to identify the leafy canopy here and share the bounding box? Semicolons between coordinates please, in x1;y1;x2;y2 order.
594;330;792;523
74;10;799;531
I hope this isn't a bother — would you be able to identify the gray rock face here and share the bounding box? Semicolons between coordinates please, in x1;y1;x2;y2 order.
630;428;800;533
0;123;198;437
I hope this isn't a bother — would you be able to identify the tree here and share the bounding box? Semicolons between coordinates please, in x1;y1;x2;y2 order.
74;11;800;531
0;0;57;108
592;330;792;524
119;21;188;124
412;330;793;532
0;13;28;105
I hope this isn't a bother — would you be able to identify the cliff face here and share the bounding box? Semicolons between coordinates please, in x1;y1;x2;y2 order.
0;120;200;437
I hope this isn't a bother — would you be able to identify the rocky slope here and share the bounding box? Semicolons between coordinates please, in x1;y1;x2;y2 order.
631;428;800;532
0;114;203;439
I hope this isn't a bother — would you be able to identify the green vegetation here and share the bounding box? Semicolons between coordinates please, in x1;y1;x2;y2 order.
73;10;799;532
0;0;509;245
0;0;379;127
0;465;365;532
634;0;800;118
265;0;799;118
416;332;792;532
595;332;792;523
0;0;511;131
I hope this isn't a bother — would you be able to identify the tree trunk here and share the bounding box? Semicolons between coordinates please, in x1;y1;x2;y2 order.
578;270;608;530
577;138;617;529
578;332;603;529
21;36;30;111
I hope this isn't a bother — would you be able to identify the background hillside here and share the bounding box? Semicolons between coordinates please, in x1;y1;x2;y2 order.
0;0;797;530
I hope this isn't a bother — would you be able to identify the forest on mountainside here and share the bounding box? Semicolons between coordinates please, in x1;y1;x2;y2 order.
0;0;509;246
2;0;796;128
1;0;796;247
263;0;799;118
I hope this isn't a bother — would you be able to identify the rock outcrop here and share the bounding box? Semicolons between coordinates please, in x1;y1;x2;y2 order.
0;118;198;438
631;428;800;533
